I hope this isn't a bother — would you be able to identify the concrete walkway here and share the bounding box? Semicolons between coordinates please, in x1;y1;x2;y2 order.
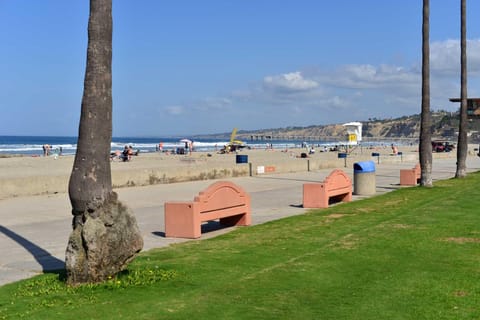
1;157;479;286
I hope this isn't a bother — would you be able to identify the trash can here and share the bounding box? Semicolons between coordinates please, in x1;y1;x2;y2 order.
353;161;376;195
236;154;248;164
338;152;348;167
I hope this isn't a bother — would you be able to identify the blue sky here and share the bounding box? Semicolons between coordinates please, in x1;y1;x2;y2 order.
1;1;480;137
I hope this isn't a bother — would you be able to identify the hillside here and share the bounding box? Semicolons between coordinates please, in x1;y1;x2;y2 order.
198;111;480;143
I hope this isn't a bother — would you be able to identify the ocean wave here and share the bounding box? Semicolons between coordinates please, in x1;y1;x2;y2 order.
1;135;398;155
0;143;76;153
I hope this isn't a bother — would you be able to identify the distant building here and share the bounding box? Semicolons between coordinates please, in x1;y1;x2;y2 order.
449;98;480;119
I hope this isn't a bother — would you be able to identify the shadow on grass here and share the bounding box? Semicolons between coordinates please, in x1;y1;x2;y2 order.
0;225;65;280
152;221;233;238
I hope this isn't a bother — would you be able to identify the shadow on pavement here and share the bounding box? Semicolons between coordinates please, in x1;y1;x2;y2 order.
0;225;64;272
152;221;232;239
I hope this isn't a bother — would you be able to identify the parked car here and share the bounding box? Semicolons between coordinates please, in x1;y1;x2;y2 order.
431;140;455;152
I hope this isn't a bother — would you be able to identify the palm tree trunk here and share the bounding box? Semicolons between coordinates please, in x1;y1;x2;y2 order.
66;0;143;285
456;0;468;178
69;0;113;217
419;0;433;187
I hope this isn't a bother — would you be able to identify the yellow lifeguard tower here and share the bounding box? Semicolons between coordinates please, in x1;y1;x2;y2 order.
343;122;362;146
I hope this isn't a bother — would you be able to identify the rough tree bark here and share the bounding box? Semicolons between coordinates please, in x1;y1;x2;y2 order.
456;0;468;178
419;0;433;187
66;0;143;285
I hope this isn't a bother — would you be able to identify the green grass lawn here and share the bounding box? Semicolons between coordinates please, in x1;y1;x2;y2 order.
1;173;480;319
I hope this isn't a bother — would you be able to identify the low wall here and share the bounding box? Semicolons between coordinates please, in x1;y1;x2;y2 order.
0;149;422;199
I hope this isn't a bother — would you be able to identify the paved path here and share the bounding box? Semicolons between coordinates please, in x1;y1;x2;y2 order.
1;157;479;286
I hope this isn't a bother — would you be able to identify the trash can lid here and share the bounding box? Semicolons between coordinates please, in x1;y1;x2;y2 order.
353;160;376;173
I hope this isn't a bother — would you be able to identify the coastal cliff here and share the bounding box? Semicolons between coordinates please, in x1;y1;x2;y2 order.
198;111;480;143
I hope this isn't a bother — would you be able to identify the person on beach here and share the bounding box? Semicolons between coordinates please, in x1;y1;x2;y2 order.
43;144;50;156
110;150;121;161
122;145;132;161
391;144;398;155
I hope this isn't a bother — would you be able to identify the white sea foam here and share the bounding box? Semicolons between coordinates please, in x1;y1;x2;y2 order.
1;136;400;156
0;144;75;153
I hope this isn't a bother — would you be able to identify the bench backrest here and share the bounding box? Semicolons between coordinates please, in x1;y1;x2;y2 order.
194;181;249;214
323;169;352;193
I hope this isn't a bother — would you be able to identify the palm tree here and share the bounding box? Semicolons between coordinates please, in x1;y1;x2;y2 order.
419;0;433;187
66;0;143;285
456;0;468;178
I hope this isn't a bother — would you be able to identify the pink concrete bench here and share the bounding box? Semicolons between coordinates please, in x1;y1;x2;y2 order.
164;181;251;238
400;163;421;186
303;169;352;208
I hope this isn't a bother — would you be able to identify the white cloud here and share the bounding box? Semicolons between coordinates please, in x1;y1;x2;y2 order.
196;97;232;111
164;105;185;116
253;64;422;114
430;39;480;76
328;96;348;108
157;40;480;133
263;71;318;92
326;64;418;89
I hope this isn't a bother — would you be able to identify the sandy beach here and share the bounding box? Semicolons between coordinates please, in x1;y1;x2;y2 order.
0;145;429;200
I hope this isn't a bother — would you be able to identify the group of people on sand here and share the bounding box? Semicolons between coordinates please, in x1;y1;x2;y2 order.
111;145;139;162
155;141;195;155
42;144;62;158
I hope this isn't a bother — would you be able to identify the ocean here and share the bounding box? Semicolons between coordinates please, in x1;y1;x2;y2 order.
0;136;315;156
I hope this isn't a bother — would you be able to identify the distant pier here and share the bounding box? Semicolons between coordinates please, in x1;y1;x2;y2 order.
247;134;419;144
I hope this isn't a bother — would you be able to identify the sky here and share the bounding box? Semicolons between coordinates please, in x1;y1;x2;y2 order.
1;1;480;137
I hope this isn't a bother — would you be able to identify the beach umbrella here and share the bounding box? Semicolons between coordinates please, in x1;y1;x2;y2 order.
180;138;192;144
